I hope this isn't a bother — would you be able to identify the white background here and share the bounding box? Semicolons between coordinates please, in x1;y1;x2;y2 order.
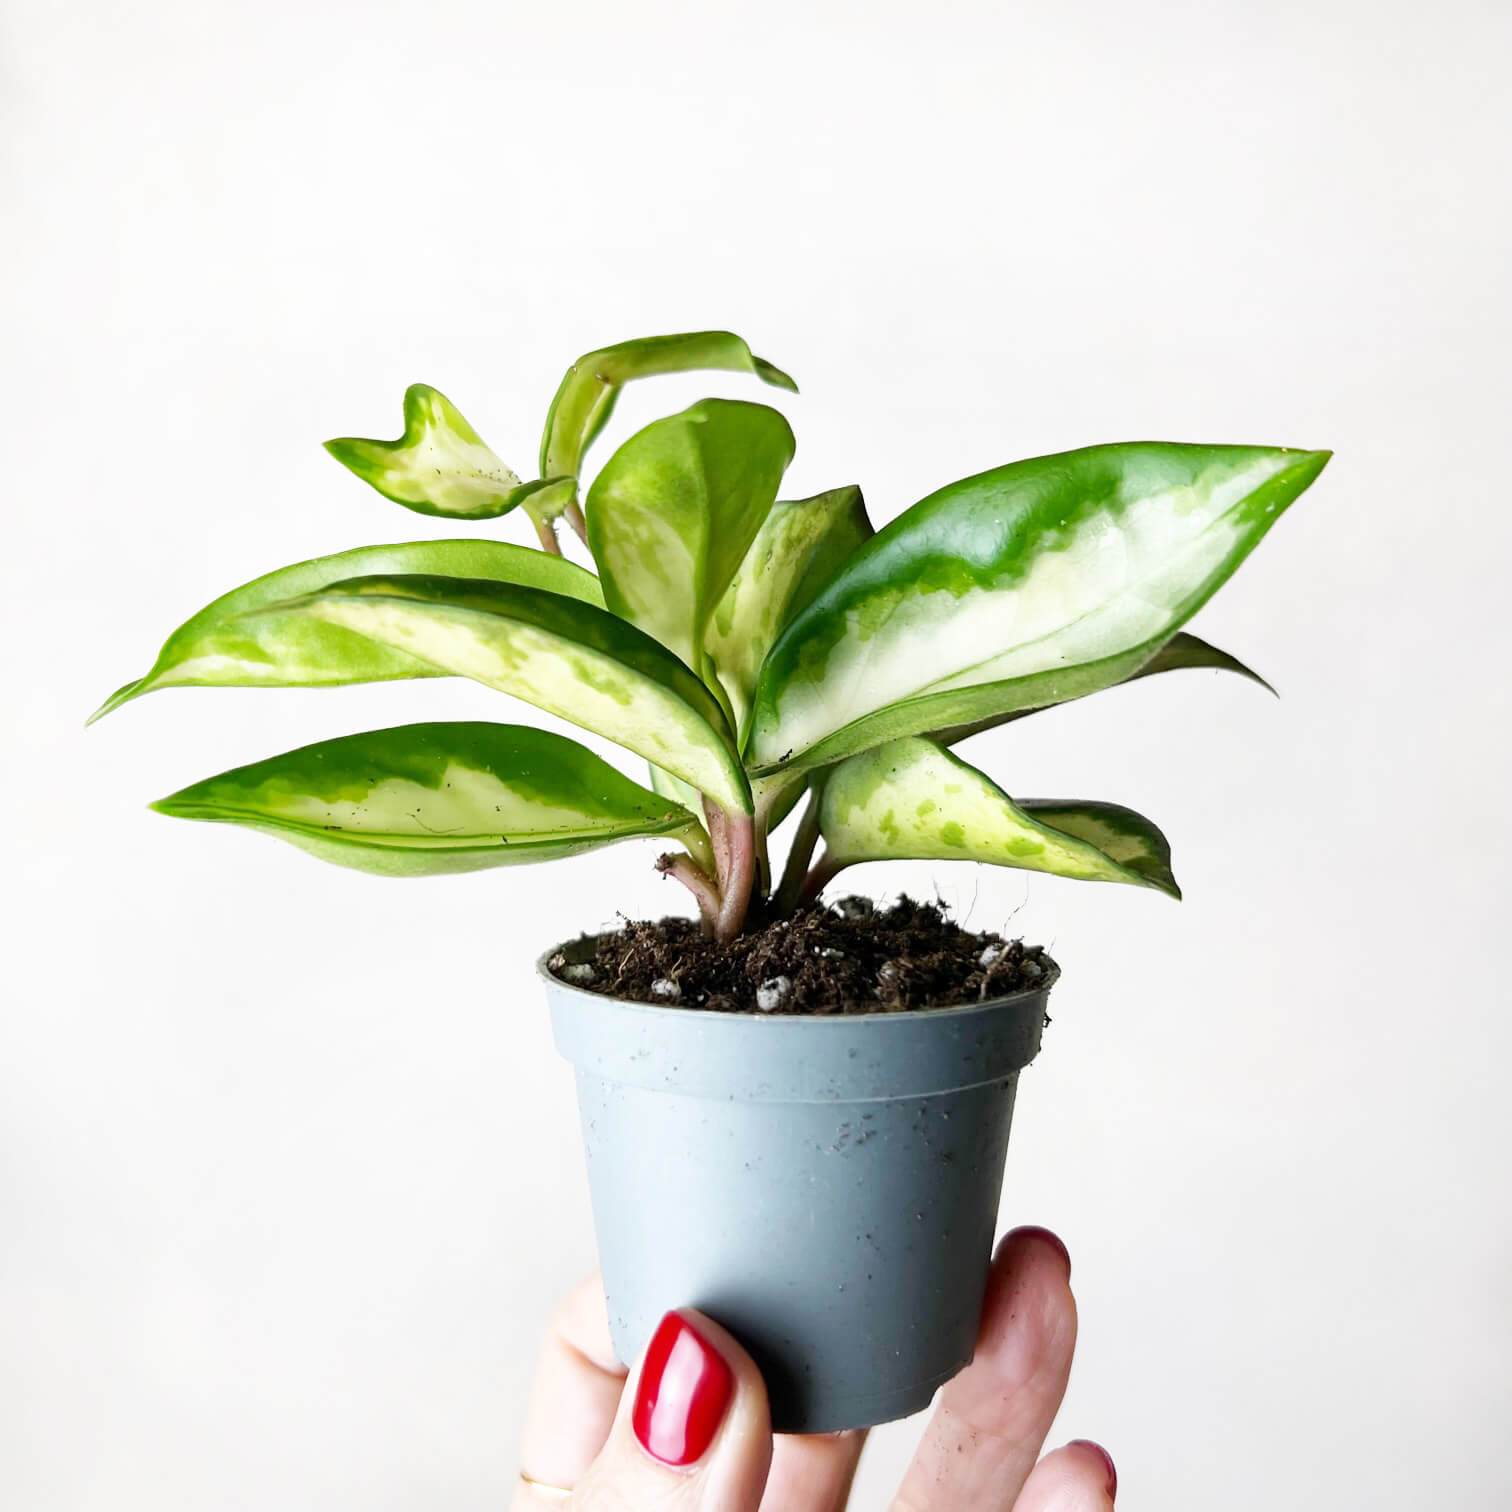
4;2;1509;1507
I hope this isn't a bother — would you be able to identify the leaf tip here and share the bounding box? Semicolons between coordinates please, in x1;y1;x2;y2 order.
150;793;218;823
1290;448;1333;487
323;435;368;471
755;356;799;393
86;678;143;726
1228;652;1277;699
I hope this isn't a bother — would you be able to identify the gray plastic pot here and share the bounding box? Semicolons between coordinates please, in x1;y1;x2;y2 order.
541;943;1057;1434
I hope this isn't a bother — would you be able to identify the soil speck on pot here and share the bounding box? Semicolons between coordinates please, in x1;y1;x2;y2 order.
548;896;1051;1014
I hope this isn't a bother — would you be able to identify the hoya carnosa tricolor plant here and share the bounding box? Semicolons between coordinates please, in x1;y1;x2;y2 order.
92;329;1329;942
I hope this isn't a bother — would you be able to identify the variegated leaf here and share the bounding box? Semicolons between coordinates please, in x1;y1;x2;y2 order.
89;540;604;723
817;737;1179;896
325;384;539;520
257;574;751;814
539;331;797;517
933;631;1273;747
153;723;699;876
747;443;1329;774
1014;799;1180;895
707;485;873;737
649;763;708;817
585;400;796;678
754;769;811;833
646;763;719;874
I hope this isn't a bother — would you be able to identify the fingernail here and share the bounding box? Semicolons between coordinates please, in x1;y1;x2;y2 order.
1070;1439;1117;1500
1003;1225;1072;1280
632;1311;735;1467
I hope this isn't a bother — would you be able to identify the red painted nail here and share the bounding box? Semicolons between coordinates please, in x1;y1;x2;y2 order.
1003;1225;1072;1280
632;1311;735;1467
1070;1439;1117;1500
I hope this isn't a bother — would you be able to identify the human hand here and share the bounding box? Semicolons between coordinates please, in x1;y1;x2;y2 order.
512;1225;1115;1509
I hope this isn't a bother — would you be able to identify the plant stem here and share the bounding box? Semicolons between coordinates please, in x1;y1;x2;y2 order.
773;784;823;917
798;848;843;907
655;851;721;934
706;803;757;942
563;496;589;546
676;819;717;879
753;826;772;903
532;514;563;554
716;815;756;941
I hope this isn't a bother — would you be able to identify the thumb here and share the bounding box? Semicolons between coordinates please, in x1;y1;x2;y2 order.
573;1308;772;1511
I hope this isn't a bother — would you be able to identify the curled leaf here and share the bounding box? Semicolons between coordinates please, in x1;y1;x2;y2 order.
538;330;797;518
326;384;530;520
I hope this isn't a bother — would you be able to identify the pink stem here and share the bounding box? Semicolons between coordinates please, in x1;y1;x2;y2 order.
655;852;721;934
532;514;563;554
706;804;757;942
563;496;589;545
798;850;844;908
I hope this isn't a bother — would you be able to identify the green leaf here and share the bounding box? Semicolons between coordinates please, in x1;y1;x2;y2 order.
706;485;873;737
89;540;604;724
257;574;752;814
646;763;718;874
325;384;537;520
538;330;797;517
649;762;707;817
152;722;700;876
818;737;1179;896
755;768;811;832
1014;799;1180;896
585;400;796;677
505;475;579;522
933;631;1273;746
1124;629;1274;694
746;443;1329;774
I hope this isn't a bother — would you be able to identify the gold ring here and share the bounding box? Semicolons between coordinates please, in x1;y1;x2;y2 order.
518;1469;573;1503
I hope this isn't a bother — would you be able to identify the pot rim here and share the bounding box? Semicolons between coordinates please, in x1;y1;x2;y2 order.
536;937;1061;1026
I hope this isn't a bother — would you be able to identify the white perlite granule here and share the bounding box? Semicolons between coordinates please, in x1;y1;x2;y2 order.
755;976;792;1012
649;978;681;1002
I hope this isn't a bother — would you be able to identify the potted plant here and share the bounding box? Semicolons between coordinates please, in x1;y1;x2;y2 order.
91;330;1329;1433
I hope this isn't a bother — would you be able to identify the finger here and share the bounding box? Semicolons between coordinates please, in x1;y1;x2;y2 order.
1012;1441;1118;1510
574;1307;772;1510
890;1226;1078;1512
513;1275;626;1505
760;1428;868;1512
